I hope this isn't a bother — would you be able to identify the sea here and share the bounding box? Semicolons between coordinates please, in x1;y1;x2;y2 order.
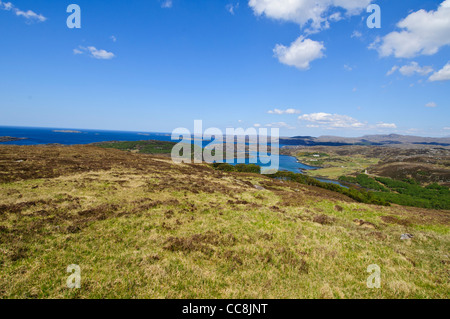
0;125;344;186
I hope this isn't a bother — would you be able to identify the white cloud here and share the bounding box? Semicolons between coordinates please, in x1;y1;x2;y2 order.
425;102;437;108
87;47;115;60
265;122;295;129
253;123;261;127
15;9;46;21
74;46;115;60
387;62;434;77
0;1;13;10
110;35;117;42
375;0;450;58
399;62;433;76
250;1;371;70
226;3;239;15
298;112;365;129
444;127;450;130
386;65;399;76
274;36;325;70
268;108;301;114
429;61;450;81
249;0;372;32
161;0;172;8
344;64;352;71
376;122;397;129
298;112;398;131
0;1;46;22
351;30;362;38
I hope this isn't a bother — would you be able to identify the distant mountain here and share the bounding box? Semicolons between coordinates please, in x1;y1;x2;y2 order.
280;134;450;147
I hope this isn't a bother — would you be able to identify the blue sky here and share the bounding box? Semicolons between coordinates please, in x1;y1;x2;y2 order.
0;0;449;137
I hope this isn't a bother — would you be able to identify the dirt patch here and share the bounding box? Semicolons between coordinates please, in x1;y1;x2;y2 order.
9;246;28;261
381;215;411;226
353;219;377;229
276;247;309;274
313;214;335;225
0;199;53;214
164;231;237;254
223;250;243;265
367;231;387;241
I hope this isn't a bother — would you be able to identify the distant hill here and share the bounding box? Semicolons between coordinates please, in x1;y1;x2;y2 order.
280;134;450;147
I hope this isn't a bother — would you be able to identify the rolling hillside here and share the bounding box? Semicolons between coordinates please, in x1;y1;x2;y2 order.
0;145;448;298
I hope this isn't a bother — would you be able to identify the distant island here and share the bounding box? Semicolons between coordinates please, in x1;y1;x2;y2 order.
0;136;28;142
52;130;82;133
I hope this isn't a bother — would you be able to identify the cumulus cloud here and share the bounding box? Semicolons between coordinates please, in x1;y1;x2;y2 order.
298;112;365;129
274;36;325;70
388;62;434;77
399;62;433;76
268;108;301;115
376;122;397;129
0;1;46;22
265;122;295;129
386;66;399;76
249;0;372;32
375;0;450;58
74;46;115;60
429;61;450;81
425;102;437;108
249;1;372;70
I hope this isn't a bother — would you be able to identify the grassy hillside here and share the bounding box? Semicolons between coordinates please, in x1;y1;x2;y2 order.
0;145;449;298
338;175;450;210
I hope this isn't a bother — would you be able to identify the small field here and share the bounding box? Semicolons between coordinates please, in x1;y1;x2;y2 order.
0;145;448;298
283;145;450;186
295;152;379;179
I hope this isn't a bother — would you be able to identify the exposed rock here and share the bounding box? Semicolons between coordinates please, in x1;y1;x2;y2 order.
400;233;414;240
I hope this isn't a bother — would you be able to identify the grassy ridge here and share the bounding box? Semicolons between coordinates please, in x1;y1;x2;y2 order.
95;140;176;155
